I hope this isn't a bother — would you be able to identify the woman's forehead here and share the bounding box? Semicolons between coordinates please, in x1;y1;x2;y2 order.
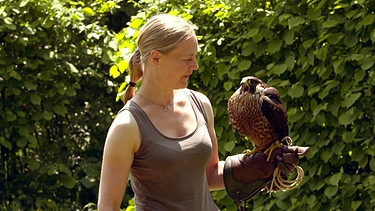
171;38;198;55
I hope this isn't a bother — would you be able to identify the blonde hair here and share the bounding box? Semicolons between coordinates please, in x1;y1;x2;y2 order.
129;14;196;73
124;14;196;103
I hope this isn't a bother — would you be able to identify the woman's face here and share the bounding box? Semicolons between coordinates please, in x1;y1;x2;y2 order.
156;37;199;89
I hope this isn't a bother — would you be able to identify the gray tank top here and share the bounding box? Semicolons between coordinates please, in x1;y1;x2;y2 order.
120;89;219;211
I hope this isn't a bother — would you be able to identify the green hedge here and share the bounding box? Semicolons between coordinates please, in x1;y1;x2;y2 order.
1;0;374;210
111;0;375;210
0;0;124;209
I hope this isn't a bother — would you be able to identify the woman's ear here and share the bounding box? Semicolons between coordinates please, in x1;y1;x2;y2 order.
149;50;161;64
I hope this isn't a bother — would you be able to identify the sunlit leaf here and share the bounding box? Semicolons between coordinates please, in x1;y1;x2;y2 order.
82;7;95;17
66;62;79;73
109;65;120;78
19;0;29;7
118;60;128;73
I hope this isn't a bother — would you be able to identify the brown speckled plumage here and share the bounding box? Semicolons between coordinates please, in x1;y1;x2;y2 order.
228;76;288;151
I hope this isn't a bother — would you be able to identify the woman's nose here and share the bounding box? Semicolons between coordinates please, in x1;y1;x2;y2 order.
191;59;199;71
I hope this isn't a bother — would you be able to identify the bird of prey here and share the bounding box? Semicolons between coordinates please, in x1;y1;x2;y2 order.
228;76;289;161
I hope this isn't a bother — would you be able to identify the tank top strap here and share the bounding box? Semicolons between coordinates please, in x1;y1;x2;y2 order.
183;89;208;123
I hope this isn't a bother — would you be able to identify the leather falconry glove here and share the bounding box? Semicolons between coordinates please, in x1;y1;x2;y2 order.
223;145;309;202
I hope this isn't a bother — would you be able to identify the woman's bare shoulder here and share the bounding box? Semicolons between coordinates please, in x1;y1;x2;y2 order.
105;109;141;153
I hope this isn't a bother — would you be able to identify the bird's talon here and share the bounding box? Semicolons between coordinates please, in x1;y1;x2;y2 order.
241;149;254;163
264;142;283;161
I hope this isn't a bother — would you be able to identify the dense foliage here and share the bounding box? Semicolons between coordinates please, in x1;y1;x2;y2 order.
111;0;375;210
0;0;127;209
1;0;374;210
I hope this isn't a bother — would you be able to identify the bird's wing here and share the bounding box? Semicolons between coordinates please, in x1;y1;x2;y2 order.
261;88;289;141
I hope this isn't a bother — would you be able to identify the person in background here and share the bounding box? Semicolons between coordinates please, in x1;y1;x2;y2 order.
98;14;308;211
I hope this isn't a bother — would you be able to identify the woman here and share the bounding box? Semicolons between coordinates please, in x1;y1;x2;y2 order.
98;14;307;211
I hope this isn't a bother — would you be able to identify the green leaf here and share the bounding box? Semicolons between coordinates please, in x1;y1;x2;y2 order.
65;86;76;97
223;81;232;91
80;177;95;189
60;175;75;189
16;138;28;148
307;85;320;96
30;94;42;105
66;62;79;73
284;30;294;45
287;84;304;98
324;186;338;198
285;54;295;70
272;64;288;75
4;17;17;30
370;157;375;171
342;92;361;108
288;16;305;28
118;60;128;73
253;43;267;57
338;110;355;125
4;110;16;121
329;172;342;186
224;141;235;152
82;7;95;17
19;0;29;7
109;65;120;78
361;14;375;26
217;63;230;80
351;148;364;162
268;39;282;54
287;108;305;123
327;32;345;45
241;41;253;56
237;60;251;71
24;80;37;90
53;105;68;115
371;29;375;43
351;201;362;210
26;135;38;145
28;159;40;171
321;149;333;163
332;58;345;75
359;58;374;70
246;28;259;38
332;141;345;155
0;137;12;149
344;34;358;48
322;19;339;28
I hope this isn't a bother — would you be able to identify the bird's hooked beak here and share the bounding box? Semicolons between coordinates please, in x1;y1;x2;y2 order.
239;80;250;97
239;78;262;96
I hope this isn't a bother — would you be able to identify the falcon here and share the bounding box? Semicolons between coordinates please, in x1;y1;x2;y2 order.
228;76;289;161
